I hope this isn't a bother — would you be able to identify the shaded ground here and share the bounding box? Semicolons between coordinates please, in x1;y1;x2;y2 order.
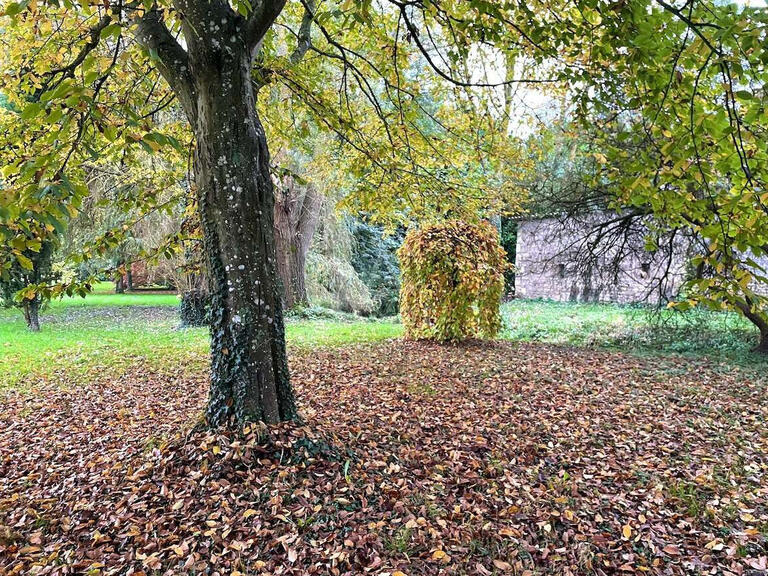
1;341;767;575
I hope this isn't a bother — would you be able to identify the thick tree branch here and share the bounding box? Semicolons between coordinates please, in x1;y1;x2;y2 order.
133;9;197;123
246;0;288;52
733;297;768;343
289;0;315;65
45;14;113;83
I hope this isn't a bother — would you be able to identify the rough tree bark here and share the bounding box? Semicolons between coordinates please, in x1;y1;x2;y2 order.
114;271;125;294
23;299;40;332
735;299;768;354
135;0;297;426
125;264;134;291
274;176;322;309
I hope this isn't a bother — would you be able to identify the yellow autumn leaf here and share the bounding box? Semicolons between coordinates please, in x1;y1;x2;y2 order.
705;539;724;551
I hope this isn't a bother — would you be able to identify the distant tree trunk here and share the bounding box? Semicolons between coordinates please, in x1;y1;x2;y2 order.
274;176;322;309
136;3;297;427
125;265;133;291
180;267;209;328
178;211;209;327
23;300;40;332
115;273;125;294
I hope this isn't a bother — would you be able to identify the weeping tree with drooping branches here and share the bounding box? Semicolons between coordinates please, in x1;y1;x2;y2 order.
399;220;509;342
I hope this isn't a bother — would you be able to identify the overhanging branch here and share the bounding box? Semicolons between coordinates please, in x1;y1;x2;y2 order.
133;8;197;123
289;0;315;65
246;0;288;52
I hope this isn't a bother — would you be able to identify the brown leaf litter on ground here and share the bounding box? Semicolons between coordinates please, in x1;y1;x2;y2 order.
1;341;767;575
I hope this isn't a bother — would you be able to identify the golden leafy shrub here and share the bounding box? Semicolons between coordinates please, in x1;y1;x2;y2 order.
398;220;509;342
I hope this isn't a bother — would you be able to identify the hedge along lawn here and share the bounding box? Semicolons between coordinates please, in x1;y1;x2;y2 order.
0;285;402;392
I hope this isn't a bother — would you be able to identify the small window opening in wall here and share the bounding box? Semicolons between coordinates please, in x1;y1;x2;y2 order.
557;263;566;278
640;262;651;278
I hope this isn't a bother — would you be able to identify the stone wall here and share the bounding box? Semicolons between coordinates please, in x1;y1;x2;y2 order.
514;216;688;304
514;215;768;304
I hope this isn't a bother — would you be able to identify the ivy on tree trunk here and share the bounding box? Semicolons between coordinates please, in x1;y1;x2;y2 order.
135;0;297;426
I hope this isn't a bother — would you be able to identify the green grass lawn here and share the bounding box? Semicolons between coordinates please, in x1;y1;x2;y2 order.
501;298;767;365
0;283;401;391
2;284;765;391
47;280;181;308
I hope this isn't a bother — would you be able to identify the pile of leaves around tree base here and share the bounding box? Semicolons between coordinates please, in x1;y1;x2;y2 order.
1;341;767;575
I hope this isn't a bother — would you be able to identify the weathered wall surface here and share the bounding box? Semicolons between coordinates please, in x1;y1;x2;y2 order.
514;217;687;304
514;216;768;304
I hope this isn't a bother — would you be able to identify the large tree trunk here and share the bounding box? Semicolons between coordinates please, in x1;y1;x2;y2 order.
135;1;296;427
114;273;125;294
125;265;134;291
274;176;322;309
194;51;296;426
23;300;40;332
